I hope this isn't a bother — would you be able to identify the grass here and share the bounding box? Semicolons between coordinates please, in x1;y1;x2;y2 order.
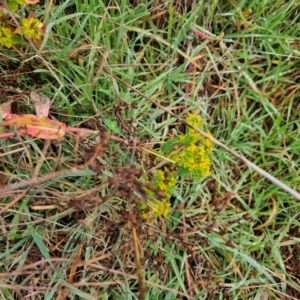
1;0;300;299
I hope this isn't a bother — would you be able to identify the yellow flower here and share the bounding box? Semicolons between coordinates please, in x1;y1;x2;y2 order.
203;132;213;152
186;113;203;127
173;139;212;178
140;169;176;220
0;26;13;48
17;16;44;40
170;113;213;178
153;199;171;218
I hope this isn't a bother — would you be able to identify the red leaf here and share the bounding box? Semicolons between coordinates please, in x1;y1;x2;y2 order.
2;115;66;140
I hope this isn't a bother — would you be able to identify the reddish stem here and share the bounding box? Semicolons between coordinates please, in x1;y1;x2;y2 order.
193;29;211;41
66;127;96;135
66;127;132;145
0;132;15;139
0;126;132;145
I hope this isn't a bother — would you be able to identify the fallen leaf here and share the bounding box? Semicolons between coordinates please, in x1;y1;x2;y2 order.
0;170;8;185
25;0;40;4
258;290;269;300
211;192;237;212
30;91;50;118
2;115;66;139
0;101;13;120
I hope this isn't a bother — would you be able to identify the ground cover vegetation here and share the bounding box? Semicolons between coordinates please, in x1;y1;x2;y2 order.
0;0;300;299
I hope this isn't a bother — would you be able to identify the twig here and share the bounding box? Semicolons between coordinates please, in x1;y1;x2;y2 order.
33;139;50;178
132;226;145;300
66;127;131;145
0;189;29;215
0;215;8;241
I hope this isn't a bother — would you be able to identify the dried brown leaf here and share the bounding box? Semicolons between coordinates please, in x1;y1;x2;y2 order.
30;91;51;118
0;100;13;119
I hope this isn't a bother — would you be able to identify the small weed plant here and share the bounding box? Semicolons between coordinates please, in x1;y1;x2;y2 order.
0;0;43;48
142;113;213;219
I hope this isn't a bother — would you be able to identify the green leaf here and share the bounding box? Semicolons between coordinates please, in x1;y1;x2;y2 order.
7;0;19;12
12;34;23;44
30;227;53;264
161;138;178;154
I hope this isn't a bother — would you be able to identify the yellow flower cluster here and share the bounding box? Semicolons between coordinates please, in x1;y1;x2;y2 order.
173;113;213;179
185;113;203;141
155;169;177;196
141;169;176;220
151;199;171;219
140;113;213;220
17;16;44;40
176;143;212;176
0;26;13;48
